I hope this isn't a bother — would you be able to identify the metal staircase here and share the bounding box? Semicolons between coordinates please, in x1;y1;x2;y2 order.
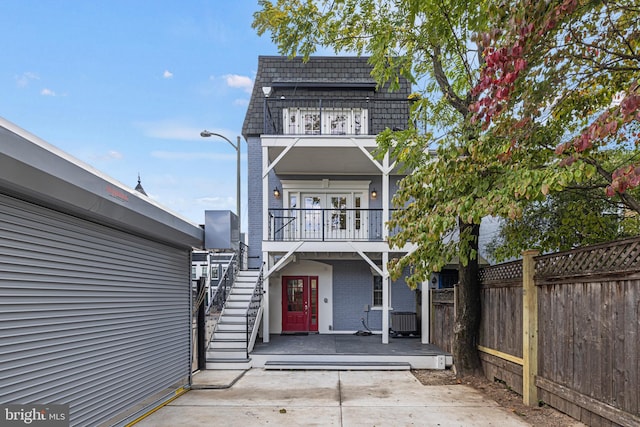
206;269;263;370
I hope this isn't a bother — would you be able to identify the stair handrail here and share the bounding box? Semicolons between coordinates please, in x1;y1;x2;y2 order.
245;266;264;359
206;252;237;316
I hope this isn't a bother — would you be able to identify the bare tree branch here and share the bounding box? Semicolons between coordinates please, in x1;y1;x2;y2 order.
431;45;469;116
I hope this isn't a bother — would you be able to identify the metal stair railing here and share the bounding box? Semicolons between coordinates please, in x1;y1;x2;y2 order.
206;253;237;319
245;266;264;358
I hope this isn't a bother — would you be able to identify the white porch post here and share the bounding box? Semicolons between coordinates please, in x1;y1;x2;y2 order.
262;252;270;343
381;152;391;344
382;251;390;343
382;152;390;241
421;281;430;344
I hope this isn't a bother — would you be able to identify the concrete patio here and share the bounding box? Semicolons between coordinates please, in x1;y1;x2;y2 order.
133;369;530;426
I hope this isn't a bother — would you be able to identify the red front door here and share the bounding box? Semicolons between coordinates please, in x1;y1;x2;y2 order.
282;276;318;332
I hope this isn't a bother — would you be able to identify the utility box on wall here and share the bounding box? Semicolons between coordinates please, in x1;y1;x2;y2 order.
204;210;239;251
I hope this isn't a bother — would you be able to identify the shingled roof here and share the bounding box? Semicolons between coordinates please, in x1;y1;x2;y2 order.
242;56;410;137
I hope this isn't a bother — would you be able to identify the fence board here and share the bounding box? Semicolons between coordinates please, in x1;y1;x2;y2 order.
614;281;626;411
600;282;613;406
623;280;639;416
590;282;602;400
575;284;588;396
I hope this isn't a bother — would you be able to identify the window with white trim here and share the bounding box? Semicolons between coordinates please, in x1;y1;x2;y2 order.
373;275;383;307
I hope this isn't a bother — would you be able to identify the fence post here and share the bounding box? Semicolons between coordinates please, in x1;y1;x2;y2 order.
429;288;434;346
522;249;539;406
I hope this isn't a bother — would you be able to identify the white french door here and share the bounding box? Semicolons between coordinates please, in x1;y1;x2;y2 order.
297;193;368;240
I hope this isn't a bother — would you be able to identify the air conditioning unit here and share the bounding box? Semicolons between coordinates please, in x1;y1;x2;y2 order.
391;312;418;336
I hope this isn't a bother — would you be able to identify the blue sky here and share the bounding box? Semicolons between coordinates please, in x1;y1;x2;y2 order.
0;1;282;228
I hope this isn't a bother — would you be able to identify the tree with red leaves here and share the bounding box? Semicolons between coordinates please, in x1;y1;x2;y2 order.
473;0;640;209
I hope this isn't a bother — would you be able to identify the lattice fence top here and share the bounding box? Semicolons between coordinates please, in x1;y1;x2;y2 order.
479;260;523;284
535;236;640;278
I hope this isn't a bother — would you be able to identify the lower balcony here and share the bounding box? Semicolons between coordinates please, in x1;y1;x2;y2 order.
268;208;389;242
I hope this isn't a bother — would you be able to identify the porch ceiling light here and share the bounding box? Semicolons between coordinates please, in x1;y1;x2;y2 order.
371;188;378;199
273;186;281;199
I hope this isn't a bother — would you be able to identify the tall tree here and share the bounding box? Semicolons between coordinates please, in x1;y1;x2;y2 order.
473;0;640;205
487;186;640;262
253;0;572;376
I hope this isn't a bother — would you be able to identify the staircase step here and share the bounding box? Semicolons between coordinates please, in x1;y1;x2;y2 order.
264;361;411;371
206;359;252;370
217;323;247;331
208;349;248;359
222;308;246;316
210;339;247;350
220;313;246;320
225;302;250;309
233;284;257;290
231;288;255;295
237;271;261;276
218;317;246;323
227;294;252;300
213;331;247;340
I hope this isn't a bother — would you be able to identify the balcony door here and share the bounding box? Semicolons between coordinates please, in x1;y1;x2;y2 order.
282;276;318;333
298;193;367;240
283;108;368;135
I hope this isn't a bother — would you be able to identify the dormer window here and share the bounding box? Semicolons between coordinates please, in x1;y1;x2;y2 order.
283;108;368;135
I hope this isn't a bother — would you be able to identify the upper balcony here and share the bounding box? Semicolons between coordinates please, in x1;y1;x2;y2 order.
262;97;409;136
260;97;409;176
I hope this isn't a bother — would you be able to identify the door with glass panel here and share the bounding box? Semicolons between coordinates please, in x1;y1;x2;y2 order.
301;195;323;240
298;193;367;240
282;276;318;332
327;194;367;240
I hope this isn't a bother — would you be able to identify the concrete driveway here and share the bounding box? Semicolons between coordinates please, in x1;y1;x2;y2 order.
134;370;529;426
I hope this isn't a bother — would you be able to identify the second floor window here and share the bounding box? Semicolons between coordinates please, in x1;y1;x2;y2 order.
284;108;368;135
373;275;383;307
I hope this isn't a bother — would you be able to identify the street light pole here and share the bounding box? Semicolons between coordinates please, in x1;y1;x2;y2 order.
199;131;242;234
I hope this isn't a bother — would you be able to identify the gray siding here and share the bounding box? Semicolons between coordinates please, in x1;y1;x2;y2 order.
0;194;191;426
247;135;265;269
328;261;416;331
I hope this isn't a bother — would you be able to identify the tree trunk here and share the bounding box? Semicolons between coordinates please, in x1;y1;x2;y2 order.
453;219;482;377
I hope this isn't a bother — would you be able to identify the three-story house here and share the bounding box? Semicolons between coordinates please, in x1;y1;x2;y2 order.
242;56;429;346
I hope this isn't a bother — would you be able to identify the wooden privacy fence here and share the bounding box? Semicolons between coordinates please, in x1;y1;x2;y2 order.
482;239;640;426
435;237;640;427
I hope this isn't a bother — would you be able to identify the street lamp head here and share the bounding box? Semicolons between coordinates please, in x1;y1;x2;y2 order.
200;130;213;137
